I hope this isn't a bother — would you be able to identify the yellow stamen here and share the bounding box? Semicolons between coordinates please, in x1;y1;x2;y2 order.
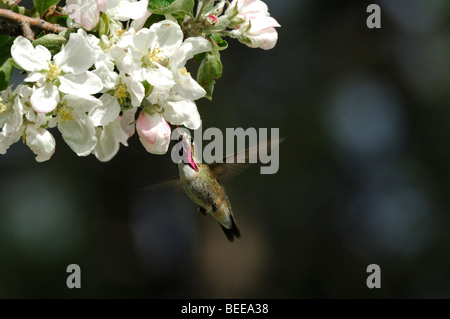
142;47;164;67
57;106;74;123
178;67;189;76
47;61;61;82
114;83;128;103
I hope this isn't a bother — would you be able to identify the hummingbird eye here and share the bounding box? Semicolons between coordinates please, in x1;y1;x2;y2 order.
179;147;183;156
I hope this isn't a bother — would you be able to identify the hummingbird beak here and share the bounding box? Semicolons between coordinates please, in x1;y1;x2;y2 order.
175;127;198;172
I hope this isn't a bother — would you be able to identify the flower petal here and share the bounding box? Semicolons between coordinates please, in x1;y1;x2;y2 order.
163;99;201;130
30;83;60;113
54;30;96;73
173;73;206;101
11;37;50;72
0;126;24;154
64;94;103;113
170;37;212;70
25;126;56;162
120;107;137;137
59;71;103;96
58;114;97;156
93;117;129;162
88;94;121;126
151;20;183;57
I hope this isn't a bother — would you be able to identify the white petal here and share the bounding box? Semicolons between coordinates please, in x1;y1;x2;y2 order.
133;27;157;52
116;0;149;20
24;72;46;83
30;83;60;113
123;76;145;107
130;10;151;30
93;117;129;162
120;107;137;137
58;114;97;156
247;26;278;50
25;126;56;162
174;73;206;101
11;37;50;72
59;71;103;96
0;127;24;154
54;31;96;73
88;94;121;126
144;64;175;89
64;94;103;113
163;99;201;130
150;20;183;57
170;37;212;70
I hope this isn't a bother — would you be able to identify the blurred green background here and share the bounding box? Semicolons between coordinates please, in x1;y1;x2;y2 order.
1;0;450;298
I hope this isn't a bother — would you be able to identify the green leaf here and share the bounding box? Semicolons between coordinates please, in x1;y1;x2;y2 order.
98;12;109;37
0;58;14;90
148;0;194;15
143;14;166;29
196;49;223;101
210;33;228;50
33;0;60;17
0;35;14;65
32;34;67;55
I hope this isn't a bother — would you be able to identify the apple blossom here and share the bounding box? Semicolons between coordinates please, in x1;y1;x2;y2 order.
227;0;280;50
11;31;102;114
136;110;171;155
66;0;108;31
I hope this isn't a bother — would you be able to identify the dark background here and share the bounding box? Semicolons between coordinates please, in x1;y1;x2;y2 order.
1;0;450;298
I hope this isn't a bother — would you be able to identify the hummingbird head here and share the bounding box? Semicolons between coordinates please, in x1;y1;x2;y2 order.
176;127;199;172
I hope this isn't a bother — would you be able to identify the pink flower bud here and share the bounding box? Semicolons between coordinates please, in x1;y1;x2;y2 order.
136;111;171;155
229;0;280;50
208;15;218;24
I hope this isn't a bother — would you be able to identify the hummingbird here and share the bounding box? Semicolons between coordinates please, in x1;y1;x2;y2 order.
147;127;283;242
175;128;241;241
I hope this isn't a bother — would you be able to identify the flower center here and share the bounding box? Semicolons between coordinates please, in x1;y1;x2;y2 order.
57;105;74;123
46;61;61;82
178;67;189;76
142;47;164;68
0;96;11;116
114;83;128;104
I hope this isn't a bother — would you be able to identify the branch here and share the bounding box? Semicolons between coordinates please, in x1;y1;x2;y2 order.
0;8;67;35
18;20;34;40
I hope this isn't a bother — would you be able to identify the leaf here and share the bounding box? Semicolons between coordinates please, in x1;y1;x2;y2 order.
143;14;166;29
32;34;67;55
196;49;223;101
0;58;14;90
98;12;109;37
33;0;60;17
148;0;194;15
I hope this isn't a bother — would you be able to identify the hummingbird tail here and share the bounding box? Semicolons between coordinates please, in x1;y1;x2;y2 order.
220;216;241;242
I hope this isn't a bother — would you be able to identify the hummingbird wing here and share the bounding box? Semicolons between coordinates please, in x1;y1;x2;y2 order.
136;176;181;192
209;137;285;183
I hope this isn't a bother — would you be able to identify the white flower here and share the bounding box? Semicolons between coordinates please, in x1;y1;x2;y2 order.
66;0;108;31
0;86;22;136
11;31;102;113
227;0;280;50
119;20;211;131
54;94;101;156
136;111;171;154
0;85;56;162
